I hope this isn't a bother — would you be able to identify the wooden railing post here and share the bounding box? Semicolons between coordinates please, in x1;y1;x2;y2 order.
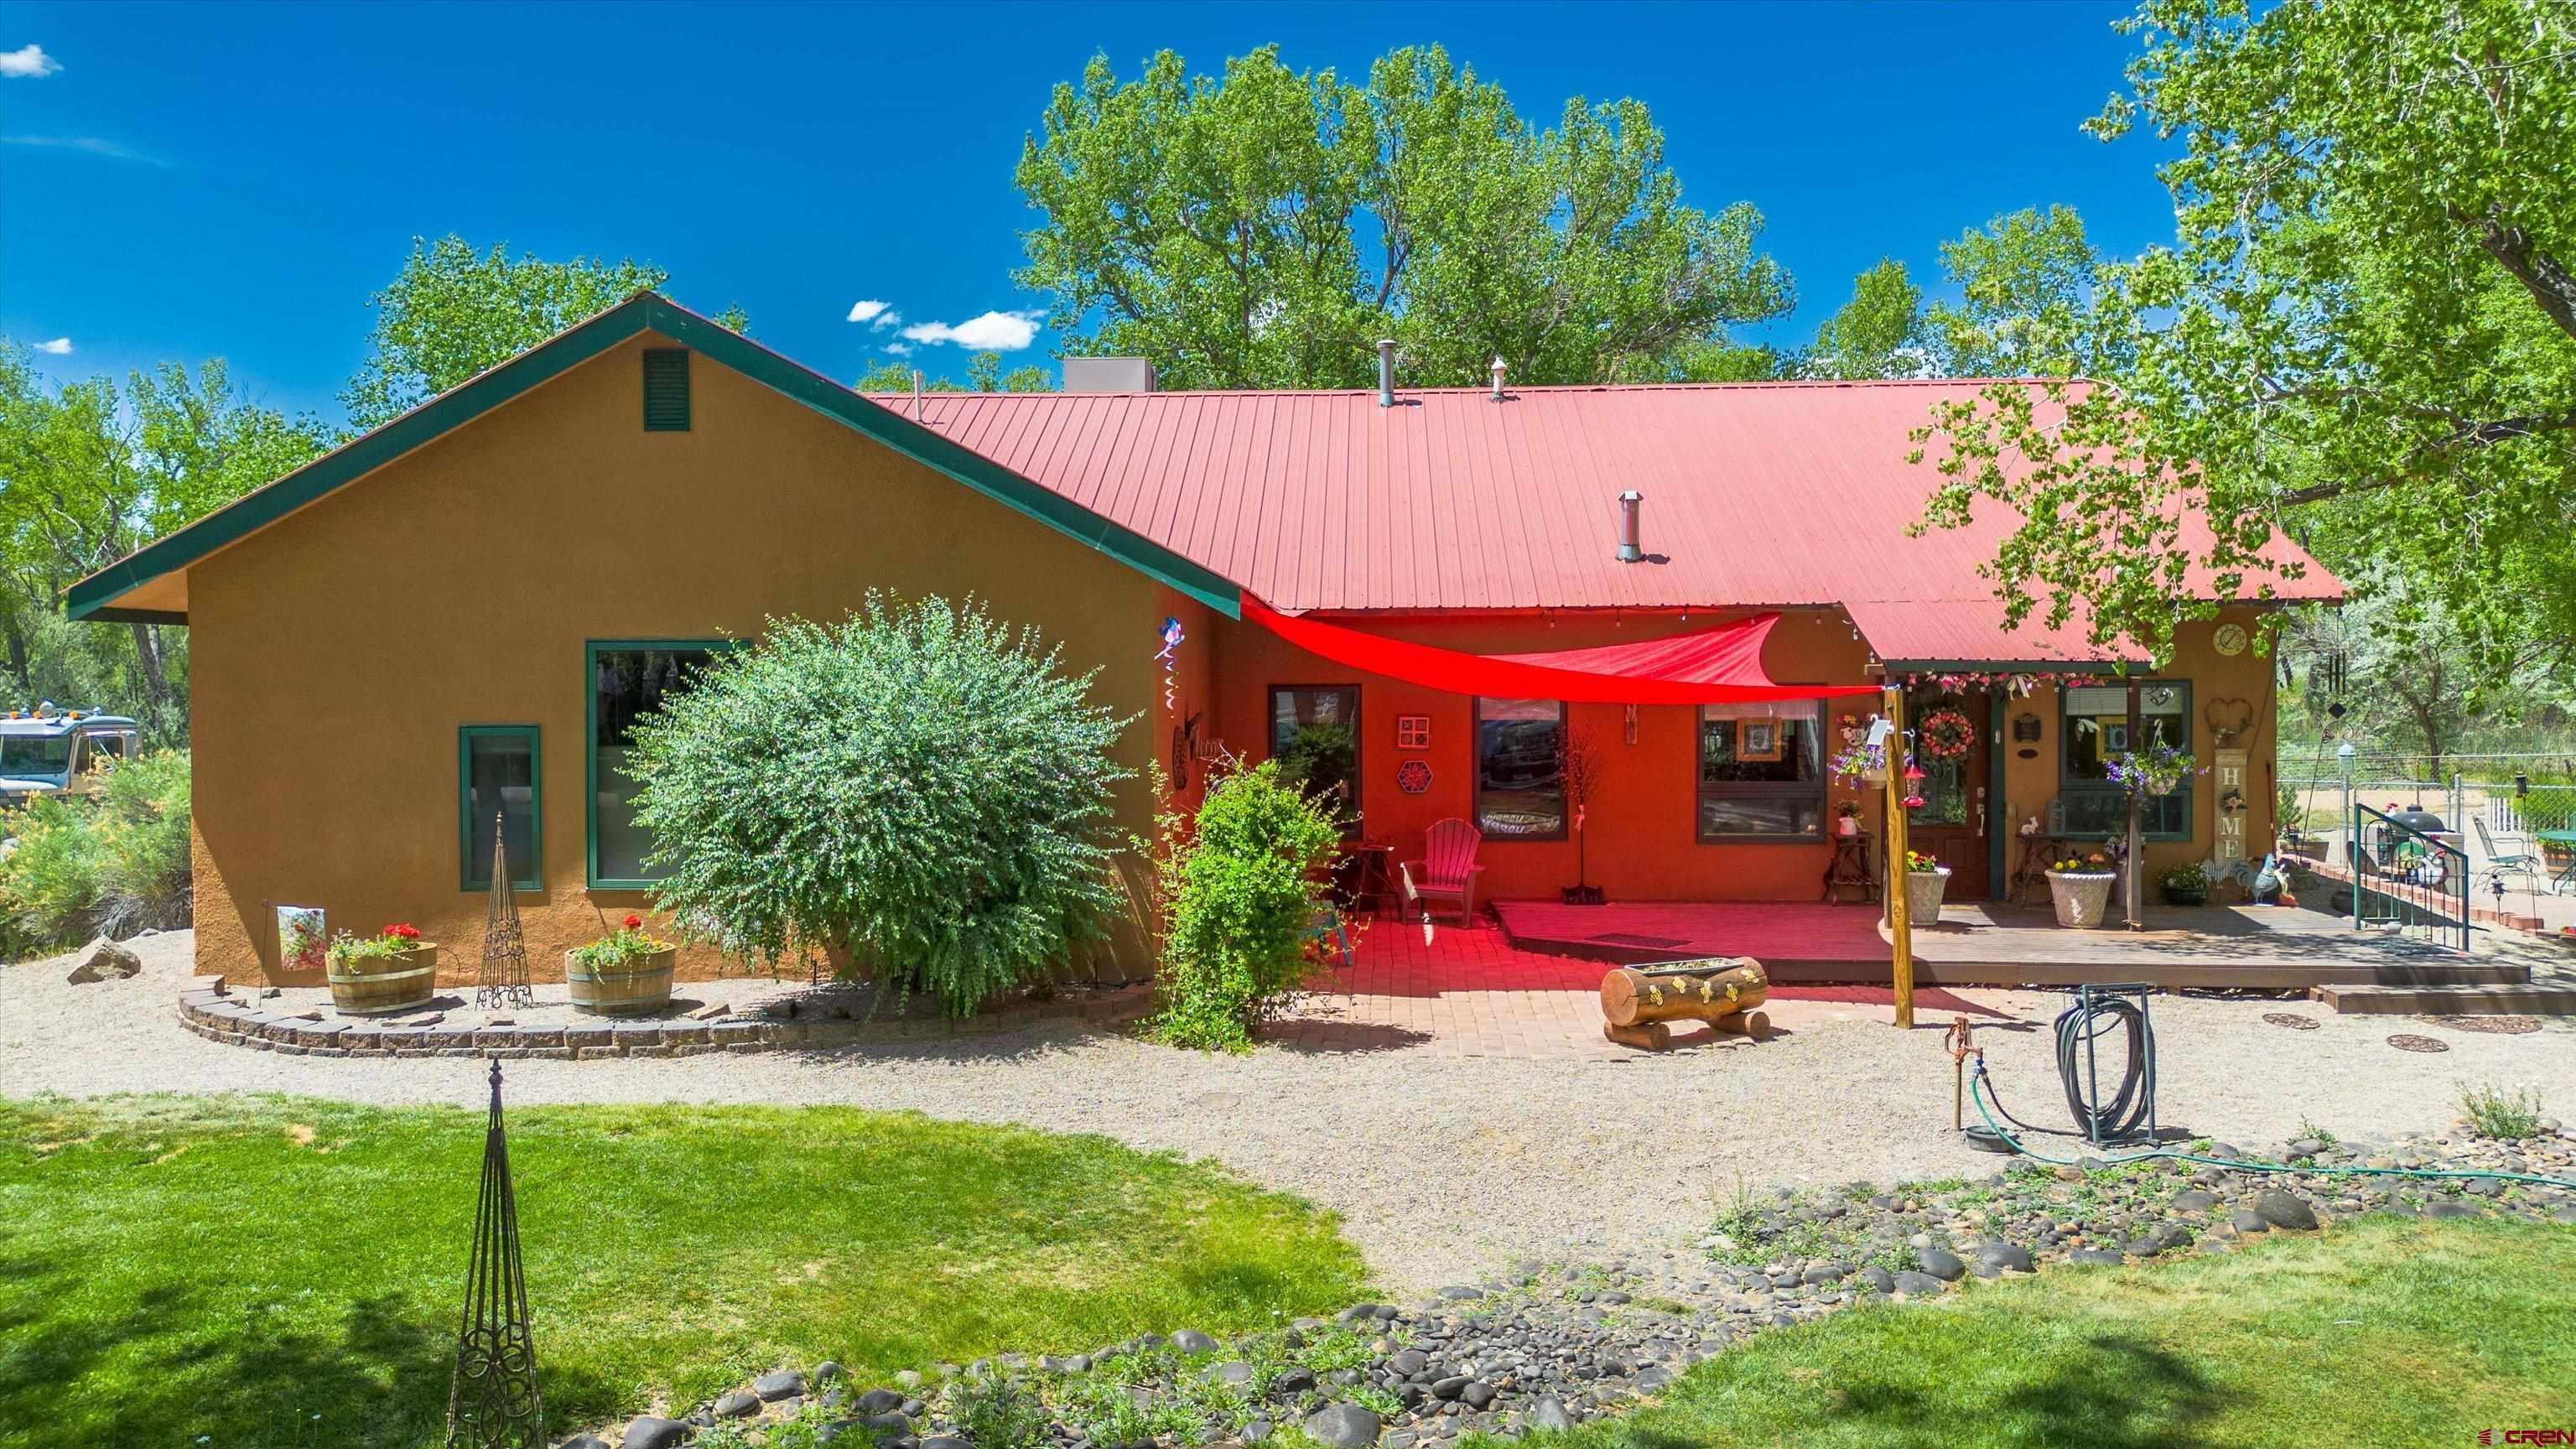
1883;686;1914;1030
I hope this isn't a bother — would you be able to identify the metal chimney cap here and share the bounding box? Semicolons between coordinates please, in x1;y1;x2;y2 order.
1489;356;1508;402
1376;339;1399;408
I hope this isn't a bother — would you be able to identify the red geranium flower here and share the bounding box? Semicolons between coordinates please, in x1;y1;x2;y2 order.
385;922;420;941
622;914;642;930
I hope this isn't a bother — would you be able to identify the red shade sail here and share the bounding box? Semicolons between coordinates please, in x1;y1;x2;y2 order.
1242;598;1879;704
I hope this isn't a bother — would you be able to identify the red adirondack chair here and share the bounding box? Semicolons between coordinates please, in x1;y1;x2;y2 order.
1402;818;1488;924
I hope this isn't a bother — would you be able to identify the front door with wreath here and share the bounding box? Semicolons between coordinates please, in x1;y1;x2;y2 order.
1906;688;1991;898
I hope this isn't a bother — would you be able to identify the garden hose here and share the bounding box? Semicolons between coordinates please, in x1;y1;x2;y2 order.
1966;1057;2576;1190
1967;994;2158;1146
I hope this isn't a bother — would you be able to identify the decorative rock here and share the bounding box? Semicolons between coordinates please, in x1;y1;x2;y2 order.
1855;1265;1894;1295
714;1389;762;1419
2068;1248;2126;1265
625;1416;689;1449
1210;1362;1255;1387
2229;1208;2269;1233
1973;1242;2034;1274
1243;1417;1275;1443
756;1369;808;1401
2425;1199;2485;1220
815;1361;848;1384
1272;1367;1317;1394
1800;1261;1852;1285
1528;1398;1576;1433
2254;1190;2319;1231
1915;1246;1966;1281
2169;1190;2219;1213
858;1389;906;1415
1389;1349;1428;1378
1303;1403;1382;1449
1172;1329;1219;1353
1460;1382;1497;1410
65;937;143;984
1431;1375;1472;1400
1889;1270;1950;1296
1440;1285;1485;1301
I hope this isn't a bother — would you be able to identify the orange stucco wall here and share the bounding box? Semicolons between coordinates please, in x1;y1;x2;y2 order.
186;334;1171;985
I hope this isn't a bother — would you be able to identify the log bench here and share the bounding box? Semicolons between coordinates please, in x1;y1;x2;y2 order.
1598;958;1772;1051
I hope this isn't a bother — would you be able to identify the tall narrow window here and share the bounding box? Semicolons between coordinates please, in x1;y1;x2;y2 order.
588;642;723;886
2059;681;2190;839
1474;698;1566;839
1269;685;1361;833
460;725;541;891
1696;701;1824;839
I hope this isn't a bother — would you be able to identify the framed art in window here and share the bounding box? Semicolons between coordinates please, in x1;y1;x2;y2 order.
1740;720;1783;762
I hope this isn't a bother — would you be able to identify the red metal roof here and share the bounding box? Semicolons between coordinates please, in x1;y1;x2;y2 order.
867;381;2341;647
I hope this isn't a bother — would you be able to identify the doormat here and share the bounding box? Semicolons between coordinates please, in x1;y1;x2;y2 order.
1590;932;1690;949
2419;1014;2542;1036
2385;1033;2450;1053
2262;1012;2320;1031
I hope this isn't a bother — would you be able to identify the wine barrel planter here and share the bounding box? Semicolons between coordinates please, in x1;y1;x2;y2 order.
565;947;678;1016
326;945;439;1015
2046;871;2116;929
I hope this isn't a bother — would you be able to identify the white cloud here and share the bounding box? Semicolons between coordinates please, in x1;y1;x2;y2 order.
0;44;60;79
884;342;913;357
900;309;1043;351
32;337;72;356
845;299;892;325
2;133;167;165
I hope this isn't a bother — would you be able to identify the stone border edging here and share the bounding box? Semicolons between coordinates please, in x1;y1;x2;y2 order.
176;979;1153;1060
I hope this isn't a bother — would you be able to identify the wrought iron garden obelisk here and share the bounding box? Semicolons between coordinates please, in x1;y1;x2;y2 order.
447;1061;543;1448
475;813;533;1011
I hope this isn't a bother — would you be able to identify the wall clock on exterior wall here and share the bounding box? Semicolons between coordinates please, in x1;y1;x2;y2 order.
2214;623;2249;656
1396;760;1433;795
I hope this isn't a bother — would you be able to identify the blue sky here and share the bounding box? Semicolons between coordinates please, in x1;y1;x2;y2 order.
2;0;2170;426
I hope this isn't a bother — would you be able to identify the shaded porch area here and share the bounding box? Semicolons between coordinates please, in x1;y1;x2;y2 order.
1487;897;2527;990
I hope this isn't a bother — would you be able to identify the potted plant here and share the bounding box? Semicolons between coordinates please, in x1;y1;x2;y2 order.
325;922;439;1015
2045;854;2117;928
2105;726;2201;799
1835;801;1863;837
1903;849;1951;927
566;912;678;1016
2161;860;2210;906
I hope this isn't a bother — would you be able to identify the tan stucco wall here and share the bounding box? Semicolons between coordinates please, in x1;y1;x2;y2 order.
187;335;1167;985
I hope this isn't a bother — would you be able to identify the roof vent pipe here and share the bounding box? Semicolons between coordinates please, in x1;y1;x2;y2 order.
1377;339;1398;408
911;370;924;421
1489;356;1508;402
1615;491;1644;562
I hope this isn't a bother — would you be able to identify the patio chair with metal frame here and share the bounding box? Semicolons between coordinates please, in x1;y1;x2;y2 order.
2472;816;2547;892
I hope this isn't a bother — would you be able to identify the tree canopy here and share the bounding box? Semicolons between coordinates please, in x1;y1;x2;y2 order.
1910;0;2576;673
1014;44;1793;389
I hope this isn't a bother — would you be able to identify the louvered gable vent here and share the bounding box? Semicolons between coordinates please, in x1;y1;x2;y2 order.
641;348;690;431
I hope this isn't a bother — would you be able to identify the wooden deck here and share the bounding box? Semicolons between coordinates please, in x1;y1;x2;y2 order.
1488;898;2531;991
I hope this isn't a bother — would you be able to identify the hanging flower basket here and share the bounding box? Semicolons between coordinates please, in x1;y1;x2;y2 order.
1918;709;1976;760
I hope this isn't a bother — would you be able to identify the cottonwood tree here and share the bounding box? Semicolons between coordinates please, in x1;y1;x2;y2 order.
1911;0;2576;676
343;236;749;428
1015;44;1792;389
854;351;1053;393
0;345;328;739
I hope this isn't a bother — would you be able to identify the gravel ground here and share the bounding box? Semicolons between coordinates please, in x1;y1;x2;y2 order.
7;932;2573;1293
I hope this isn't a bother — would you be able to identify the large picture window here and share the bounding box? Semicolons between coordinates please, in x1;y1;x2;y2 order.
460;724;541;891
1697;701;1825;839
588;641;726;886
1269;685;1361;832
1474;698;1566;839
2059;681;2190;839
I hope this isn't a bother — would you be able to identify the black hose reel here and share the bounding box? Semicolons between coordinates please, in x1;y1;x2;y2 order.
1969;981;2161;1151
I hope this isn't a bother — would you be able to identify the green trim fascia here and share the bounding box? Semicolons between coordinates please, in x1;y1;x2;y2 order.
65;293;1246;625
584;639;738;891
633;300;1241;620
459;724;543;893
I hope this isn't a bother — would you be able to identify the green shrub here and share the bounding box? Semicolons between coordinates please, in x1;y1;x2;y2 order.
950;1373;1050;1449
2456;1080;2545;1140
625;596;1135;1016
1148;760;1339;1051
0;748;192;959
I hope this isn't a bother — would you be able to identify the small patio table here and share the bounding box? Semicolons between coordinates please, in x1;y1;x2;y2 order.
2537;829;2576;895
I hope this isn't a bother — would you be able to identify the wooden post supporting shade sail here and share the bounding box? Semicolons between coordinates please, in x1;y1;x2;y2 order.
1882;686;1916;1030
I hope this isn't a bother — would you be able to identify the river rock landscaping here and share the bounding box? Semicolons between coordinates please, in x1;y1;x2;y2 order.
567;1126;2576;1449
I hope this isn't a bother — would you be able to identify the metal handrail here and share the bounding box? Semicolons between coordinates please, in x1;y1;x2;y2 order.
2347;802;2470;952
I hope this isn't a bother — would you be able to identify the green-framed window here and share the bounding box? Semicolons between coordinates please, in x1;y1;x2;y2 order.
460;725;541;891
586;640;731;887
2059;680;2191;841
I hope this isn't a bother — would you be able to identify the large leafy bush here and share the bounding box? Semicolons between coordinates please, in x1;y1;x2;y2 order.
0;748;193;958
1148;759;1340;1051
625;596;1135;1016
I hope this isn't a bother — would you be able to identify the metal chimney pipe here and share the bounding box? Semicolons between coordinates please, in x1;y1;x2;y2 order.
1377;339;1398;408
1615;491;1644;562
911;370;924;421
1489;356;1508;402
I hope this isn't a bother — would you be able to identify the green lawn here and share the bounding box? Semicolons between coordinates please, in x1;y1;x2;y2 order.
0;1094;1370;1449
1546;1215;2576;1449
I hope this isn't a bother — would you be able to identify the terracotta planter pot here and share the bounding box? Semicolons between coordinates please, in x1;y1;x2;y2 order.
1837;816;1861;837
1904;865;1952;927
2047;871;2116;929
564;946;678;1016
327;944;439;1015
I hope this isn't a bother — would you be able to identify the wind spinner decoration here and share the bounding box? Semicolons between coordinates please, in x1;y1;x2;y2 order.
1156;615;1185;714
446;1062;543;1447
475;813;533;1011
